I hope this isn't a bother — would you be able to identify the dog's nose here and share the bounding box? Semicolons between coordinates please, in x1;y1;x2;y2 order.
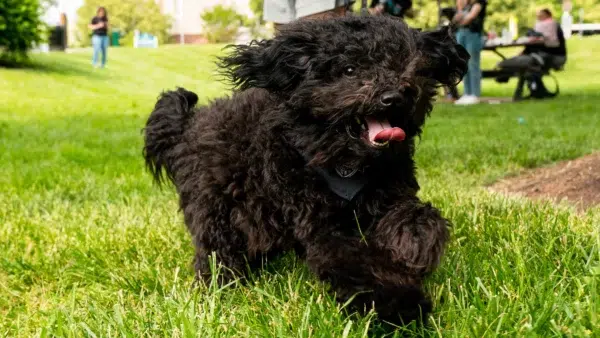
380;91;402;106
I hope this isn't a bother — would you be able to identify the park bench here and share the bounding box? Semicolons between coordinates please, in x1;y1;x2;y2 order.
437;6;567;102
481;40;563;101
481;25;567;101
445;34;566;102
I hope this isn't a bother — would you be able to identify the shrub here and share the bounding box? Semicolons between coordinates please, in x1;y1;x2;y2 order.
201;5;245;43
0;0;45;66
76;0;171;47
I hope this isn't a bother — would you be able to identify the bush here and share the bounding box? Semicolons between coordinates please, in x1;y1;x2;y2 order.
76;0;171;47
0;0;45;66
201;5;246;43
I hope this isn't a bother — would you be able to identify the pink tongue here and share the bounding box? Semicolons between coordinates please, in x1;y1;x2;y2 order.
365;116;406;144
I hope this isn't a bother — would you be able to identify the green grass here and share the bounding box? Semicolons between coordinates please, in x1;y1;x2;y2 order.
1;37;599;337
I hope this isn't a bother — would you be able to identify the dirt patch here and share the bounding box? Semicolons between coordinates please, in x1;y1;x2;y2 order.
490;153;600;210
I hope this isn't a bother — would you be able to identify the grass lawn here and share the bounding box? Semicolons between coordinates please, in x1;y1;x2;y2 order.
1;36;599;337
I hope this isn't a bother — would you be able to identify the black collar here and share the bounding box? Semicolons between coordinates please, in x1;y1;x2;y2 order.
302;154;369;201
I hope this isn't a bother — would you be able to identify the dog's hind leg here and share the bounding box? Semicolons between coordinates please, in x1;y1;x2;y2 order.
190;230;249;286
185;197;284;286
182;196;253;286
191;230;282;286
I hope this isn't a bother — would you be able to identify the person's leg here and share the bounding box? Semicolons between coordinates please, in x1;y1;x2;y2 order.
455;29;472;97
468;32;483;97
463;30;482;97
271;0;347;30
100;36;108;67
536;51;566;71
295;0;347;20
91;35;100;67
264;0;295;28
552;56;566;69
498;54;536;70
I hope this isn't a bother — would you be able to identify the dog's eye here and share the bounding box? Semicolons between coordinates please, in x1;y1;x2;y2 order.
343;66;356;77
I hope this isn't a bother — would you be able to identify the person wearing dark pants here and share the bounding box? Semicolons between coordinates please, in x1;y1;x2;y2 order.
369;0;414;18
89;7;109;68
452;0;486;105
263;0;353;29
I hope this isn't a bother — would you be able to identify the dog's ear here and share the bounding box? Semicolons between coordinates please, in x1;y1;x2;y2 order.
218;31;316;92
417;26;470;86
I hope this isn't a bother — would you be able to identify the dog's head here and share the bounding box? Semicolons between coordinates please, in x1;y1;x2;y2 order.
220;16;468;170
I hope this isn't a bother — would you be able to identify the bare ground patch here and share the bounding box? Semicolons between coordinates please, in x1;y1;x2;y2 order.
490;152;600;210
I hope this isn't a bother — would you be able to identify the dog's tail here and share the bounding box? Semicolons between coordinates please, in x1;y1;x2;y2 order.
143;88;198;185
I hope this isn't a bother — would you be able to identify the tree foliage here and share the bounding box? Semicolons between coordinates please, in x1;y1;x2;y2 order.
571;0;600;24
0;0;45;66
201;5;245;43
248;0;264;23
403;0;600;33
76;0;171;47
484;0;562;32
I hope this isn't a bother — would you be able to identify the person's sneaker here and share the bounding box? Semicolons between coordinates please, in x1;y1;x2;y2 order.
454;95;471;104
455;95;480;105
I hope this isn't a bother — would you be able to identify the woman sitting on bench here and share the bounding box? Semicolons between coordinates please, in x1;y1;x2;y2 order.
498;8;567;72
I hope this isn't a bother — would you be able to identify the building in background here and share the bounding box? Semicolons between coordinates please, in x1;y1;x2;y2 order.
42;0;254;46
42;0;84;47
157;0;253;44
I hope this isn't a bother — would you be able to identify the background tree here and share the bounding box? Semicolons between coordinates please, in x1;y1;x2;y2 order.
76;0;171;47
404;0;443;29
0;0;45;66
571;0;600;23
399;0;599;33
248;0;264;24
200;5;245;43
244;0;271;39
485;0;561;33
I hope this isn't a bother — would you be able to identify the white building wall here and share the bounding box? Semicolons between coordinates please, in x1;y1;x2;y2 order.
160;0;253;35
42;0;255;45
42;0;84;46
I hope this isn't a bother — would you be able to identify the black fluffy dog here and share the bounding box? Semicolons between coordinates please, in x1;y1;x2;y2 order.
144;15;468;325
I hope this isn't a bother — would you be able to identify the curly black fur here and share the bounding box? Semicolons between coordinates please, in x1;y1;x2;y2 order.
144;15;468;326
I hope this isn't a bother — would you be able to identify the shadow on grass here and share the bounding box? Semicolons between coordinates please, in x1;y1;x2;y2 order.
29;60;107;79
1;53;106;79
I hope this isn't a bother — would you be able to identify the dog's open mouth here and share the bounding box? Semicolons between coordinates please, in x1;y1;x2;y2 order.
348;116;406;148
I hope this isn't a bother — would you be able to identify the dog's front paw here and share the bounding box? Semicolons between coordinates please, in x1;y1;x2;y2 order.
375;202;450;274
345;284;432;326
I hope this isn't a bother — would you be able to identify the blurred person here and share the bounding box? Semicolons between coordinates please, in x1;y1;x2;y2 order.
263;0;355;29
89;7;109;68
499;9;566;71
369;0;414;19
452;0;487;105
